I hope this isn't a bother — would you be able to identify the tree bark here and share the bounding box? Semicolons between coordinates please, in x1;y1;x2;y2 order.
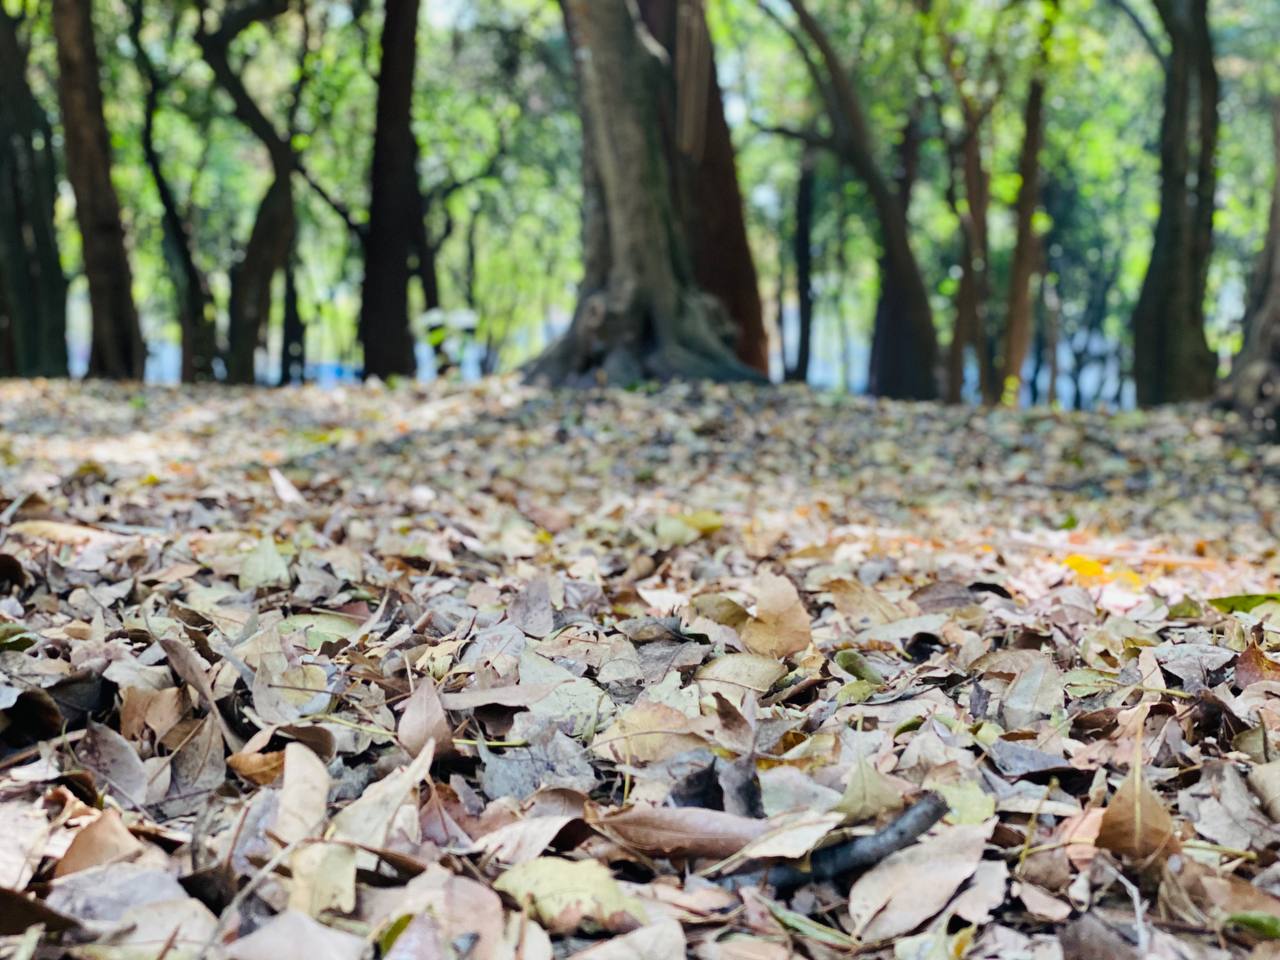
128;0;215;383
941;121;993;404
1222;95;1280;435
198;0;296;385
52;0;144;380
1000;0;1056;403
784;0;938;399
636;0;768;374
0;9;67;378
787;144;816;382
1130;0;1218;405
530;0;764;385
360;0;421;380
864;102;937;400
281;245;305;385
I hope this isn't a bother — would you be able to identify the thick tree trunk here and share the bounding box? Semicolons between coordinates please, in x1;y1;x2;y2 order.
128;0;215;383
1131;0;1218;405
864;105;938;400
788;145;816;382
360;0;420;380
530;0;763;385
52;0;144;380
636;0;767;374
0;10;67;378
1001;0;1056;404
1223;96;1280;435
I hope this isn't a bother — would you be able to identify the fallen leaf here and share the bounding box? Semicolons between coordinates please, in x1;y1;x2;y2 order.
494;857;647;934
1236;643;1280;688
55;809;142;877
399;678;451;757
590;804;768;859
739;572;811;659
227;909;365;960
1095;760;1177;864
565;917;686;958
846;822;991;942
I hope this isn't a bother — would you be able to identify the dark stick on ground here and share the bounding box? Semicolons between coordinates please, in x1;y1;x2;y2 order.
718;792;949;895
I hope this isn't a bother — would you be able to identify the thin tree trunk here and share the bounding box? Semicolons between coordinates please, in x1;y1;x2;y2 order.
530;0;762;384
1130;0;1218;405
1001;0;1057;403
226;178;294;383
360;0;420;380
785;0;938;399
281;245;305;384
198;0;296;385
52;0;144;380
0;9;67;377
128;0;215;382
788;144;816;382
942;119;993;404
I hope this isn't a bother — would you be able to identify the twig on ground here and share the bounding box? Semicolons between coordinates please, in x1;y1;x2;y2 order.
717;792;949;894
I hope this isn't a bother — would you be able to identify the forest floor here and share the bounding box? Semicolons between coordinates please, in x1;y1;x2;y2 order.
2;377;1280;959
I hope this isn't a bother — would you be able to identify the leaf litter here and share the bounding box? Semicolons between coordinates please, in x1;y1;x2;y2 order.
0;377;1279;958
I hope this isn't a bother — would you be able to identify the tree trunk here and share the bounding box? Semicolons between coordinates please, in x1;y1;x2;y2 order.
942;121;993;404
788;144;816;382
1000;0;1057;404
530;0;763;385
52;0;144;380
1130;0;1218;405
0;9;67;378
1223;95;1280;435
635;0;768;375
281;244;305;385
198;0;295;385
127;0;215;383
864;103;937;400
785;0;938;399
360;0;420;380
226;177;294;383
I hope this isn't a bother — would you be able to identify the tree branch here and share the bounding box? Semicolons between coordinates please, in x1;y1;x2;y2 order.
1107;0;1167;66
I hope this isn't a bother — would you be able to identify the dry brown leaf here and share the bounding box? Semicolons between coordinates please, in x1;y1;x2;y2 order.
695;653;787;701
739;572;811;659
589;803;768;859
1237;643;1280;688
1095;761;1177;864
55;808;141;877
399;677;451;757
227;748;286;785
591;700;707;764
845;821;991;942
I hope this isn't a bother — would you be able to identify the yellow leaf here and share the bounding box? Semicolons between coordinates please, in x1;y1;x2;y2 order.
493;857;646;934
